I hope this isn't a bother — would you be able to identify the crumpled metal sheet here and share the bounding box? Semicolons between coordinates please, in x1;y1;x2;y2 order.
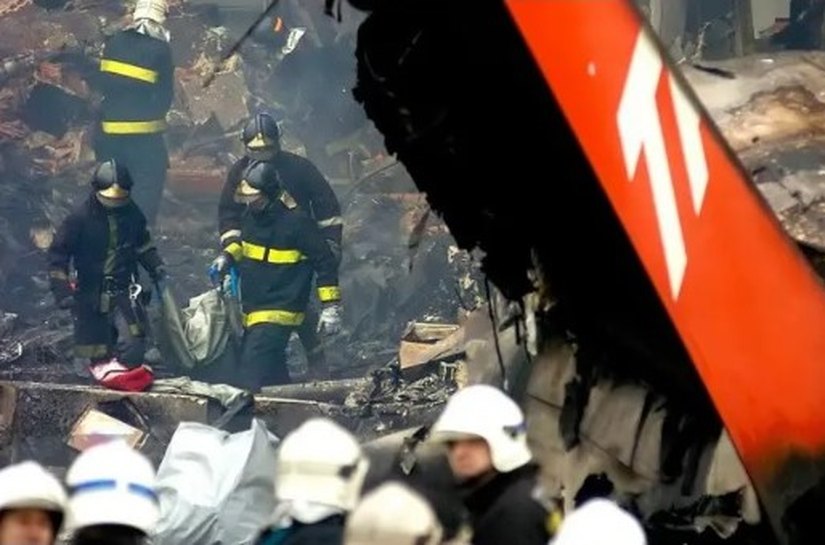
685;53;825;255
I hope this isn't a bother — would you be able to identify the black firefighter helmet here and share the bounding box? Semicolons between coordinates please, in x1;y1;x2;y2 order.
91;159;133;205
242;113;281;161
234;160;282;205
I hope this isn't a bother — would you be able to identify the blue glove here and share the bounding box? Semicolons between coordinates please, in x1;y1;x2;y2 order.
227;266;240;297
209;253;234;287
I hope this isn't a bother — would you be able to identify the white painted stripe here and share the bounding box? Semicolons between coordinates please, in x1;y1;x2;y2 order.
618;31;687;301
668;74;709;215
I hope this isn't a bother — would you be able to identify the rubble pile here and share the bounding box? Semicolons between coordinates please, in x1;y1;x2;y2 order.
683;52;825;260
0;0;478;383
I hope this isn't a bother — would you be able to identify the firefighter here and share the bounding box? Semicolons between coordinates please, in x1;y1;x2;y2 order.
48;159;165;392
211;159;342;391
551;498;646;545
218;113;343;378
256;417;369;545
0;462;66;545
429;385;552;545
95;0;174;226
66;441;159;545
345;482;446;545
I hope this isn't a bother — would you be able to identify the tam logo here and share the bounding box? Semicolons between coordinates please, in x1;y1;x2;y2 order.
617;31;708;301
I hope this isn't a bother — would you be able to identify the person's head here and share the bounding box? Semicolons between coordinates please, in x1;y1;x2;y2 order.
345;481;443;545
132;0;167;25
0;461;66;545
242;113;281;162
65;441;159;541
91;159;133;208
430;384;532;481
551;499;646;545
71;525;146;545
233;160;281;211
275;418;369;523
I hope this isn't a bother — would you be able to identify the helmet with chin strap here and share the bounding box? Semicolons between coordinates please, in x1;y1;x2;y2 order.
91;159;133;202
242;113;281;161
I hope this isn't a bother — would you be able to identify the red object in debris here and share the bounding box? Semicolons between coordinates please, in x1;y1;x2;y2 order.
89;360;154;392
506;0;825;541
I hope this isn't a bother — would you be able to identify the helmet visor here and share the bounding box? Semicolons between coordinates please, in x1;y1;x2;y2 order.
98;183;129;199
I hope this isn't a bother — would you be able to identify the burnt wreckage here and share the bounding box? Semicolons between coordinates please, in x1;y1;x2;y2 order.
352;0;825;544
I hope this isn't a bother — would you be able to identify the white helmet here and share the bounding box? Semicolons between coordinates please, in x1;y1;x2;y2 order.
65;440;159;535
275;418;369;512
552;499;646;545
430;384;532;473
345;482;443;545
0;461;67;532
133;0;167;24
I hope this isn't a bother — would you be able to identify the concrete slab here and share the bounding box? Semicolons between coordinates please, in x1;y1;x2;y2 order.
0;381;220;468
0;380;447;470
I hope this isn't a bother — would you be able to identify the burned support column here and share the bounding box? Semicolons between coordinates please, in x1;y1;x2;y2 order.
733;0;756;55
647;0;689;56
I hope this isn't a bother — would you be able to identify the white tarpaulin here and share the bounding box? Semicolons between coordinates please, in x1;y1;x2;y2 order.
153;419;279;545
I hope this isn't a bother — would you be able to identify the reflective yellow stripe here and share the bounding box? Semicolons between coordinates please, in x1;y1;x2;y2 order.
137;242;155;254
317;286;341;302
546;510;563;535
317;216;343;228
243;309;305;327
268;249;304;264
74;344;109;359
225;242;243;261
100;58;158;84
220;229;242;243
243;242;266;260
242;242;304;264
49;270;69;281
101;120;166;135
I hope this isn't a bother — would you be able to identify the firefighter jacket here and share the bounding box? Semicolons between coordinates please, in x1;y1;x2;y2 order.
232;191;340;328
460;464;550;545
219;153;343;261
47;194;163;309
98;29;174;137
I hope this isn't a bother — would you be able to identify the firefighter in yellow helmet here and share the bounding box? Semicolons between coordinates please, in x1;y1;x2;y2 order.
217;113;343;379
211;160;342;390
48;159;165;392
94;0;174;225
0;461;66;545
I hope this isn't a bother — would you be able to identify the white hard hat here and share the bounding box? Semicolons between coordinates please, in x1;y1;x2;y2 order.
275;418;369;512
133;0;167;24
552;499;646;545
0;461;67;531
345;482;443;545
430;384;532;472
65;440;159;535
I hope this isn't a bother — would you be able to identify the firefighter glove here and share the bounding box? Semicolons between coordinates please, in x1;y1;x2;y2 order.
317;302;342;335
209;252;234;287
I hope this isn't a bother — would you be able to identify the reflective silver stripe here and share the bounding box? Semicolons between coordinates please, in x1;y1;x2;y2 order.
317;216;343;228
220;229;242;242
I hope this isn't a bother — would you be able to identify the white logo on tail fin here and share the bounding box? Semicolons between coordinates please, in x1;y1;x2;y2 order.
617;31;708;301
